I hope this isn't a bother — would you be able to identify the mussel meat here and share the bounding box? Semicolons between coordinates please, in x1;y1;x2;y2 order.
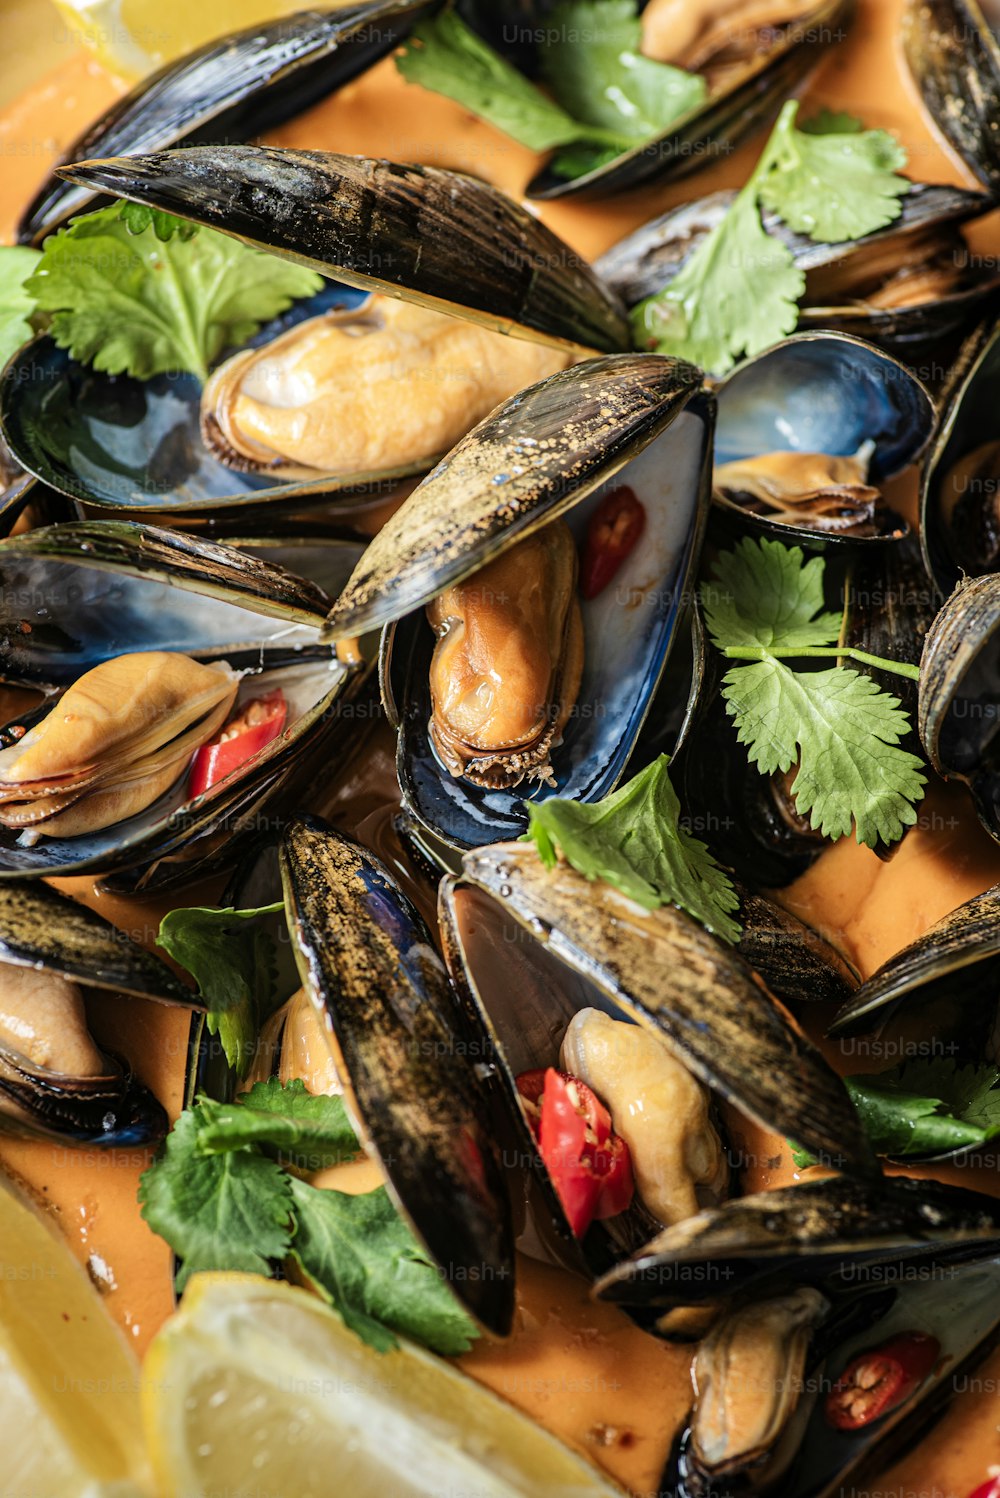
0;652;238;842
201;298;571;482
687;1286;829;1478
713;442;881;536
426;520;584;790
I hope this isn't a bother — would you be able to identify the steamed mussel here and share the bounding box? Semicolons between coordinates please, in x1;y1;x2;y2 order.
599;181;1000;352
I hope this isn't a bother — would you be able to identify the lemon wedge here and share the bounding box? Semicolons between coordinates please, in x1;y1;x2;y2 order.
144;1273;625;1498
50;0;356;77
0;1166;150;1497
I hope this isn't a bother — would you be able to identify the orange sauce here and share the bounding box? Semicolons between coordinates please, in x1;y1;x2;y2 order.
2;1;1000;1491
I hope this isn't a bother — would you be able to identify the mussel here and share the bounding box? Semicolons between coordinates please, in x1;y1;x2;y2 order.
17;0;439;244
599;182;1000;351
0;520;370;880
334;354;713;849
201;296;570;483
918;574;1000;844
0;880;195;1145
903;0;1000;195
439;840;874;1286
278;814;516;1336
523;0;853;200
920;318;1000;595
710;333;935;545
56;146;630;354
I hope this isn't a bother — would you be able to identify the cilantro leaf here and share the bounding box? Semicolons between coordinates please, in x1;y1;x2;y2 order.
25;206;323;382
542;0;706;164
702;539;926;849
289;1178;479;1356
630;99;910;375
702;536;841;653
632;176;804;376
118;202;197;241
800;108;864;135
195;1078;359;1172
139;1106;294;1291
793;1060;1000;1164
0;246;42;369
157;903;284;1076
525;754;741;943
396;10;614;151
759;103;909;241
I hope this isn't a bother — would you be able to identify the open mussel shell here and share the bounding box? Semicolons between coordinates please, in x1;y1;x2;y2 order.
17;0;437;244
667;1257;1000;1498
0;881;190;1147
279;814;515;1336
0;285;435;513
0;880;194;1006
365;355;713;849
712;332;934;546
920;317;1000;594
595;1175;1000;1312
599;182;1000;351
456;842;876;1177
58;145;630;355
903;0;1000;195
524;0;851;201
918;574;1000;843
0;520;370;879
830;883;1000;1038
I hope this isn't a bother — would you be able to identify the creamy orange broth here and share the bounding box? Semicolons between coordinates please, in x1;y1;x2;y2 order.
3;1;1000;1492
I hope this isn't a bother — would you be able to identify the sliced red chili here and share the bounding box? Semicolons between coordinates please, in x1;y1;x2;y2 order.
188;688;287;798
825;1330;940;1432
515;1066;634;1237
580;485;646;600
967;1478;1000;1498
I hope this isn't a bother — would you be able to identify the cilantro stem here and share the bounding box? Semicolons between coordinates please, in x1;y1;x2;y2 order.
722;644;920;681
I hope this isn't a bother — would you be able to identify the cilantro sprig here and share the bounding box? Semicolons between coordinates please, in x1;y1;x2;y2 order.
633;102;912;374
397;3;705;176
140;1080;479;1357
702;538;926;849
0;246;41;369
792;1059;1000;1164
158;902;285;1077
11;202;322;382
525;754;741;943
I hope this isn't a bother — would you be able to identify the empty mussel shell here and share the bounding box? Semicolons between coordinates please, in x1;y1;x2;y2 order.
829;883;1000;1038
599;181;1000;352
57;145;630;355
524;0;852;201
920;317;1000;594
594;1174;1000;1310
349;354;713;849
903;0;1000;195
279;814;515;1336
455;842;876;1176
17;0;438;244
712;333;935;546
0;520;370;879
918;573;1000;842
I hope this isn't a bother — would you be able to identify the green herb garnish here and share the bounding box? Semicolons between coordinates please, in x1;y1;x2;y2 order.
633;102;912;374
396;3;704;170
525;753;741;943
702;537;926;849
0;246;42;369
140;1084;479;1357
157;902;285;1077
25;203;322;382
791;1059;1000;1163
